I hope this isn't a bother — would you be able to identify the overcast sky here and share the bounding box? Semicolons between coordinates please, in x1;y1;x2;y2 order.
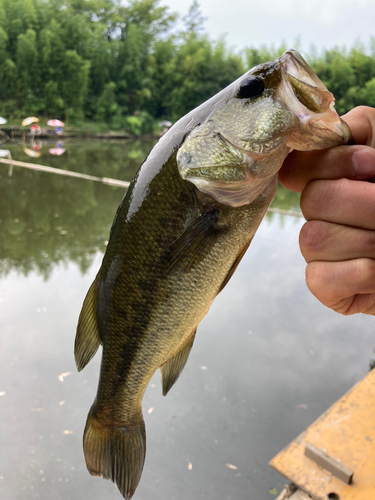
170;0;375;55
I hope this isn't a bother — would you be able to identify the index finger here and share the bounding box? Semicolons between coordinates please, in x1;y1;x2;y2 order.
279;106;375;193
343;106;375;147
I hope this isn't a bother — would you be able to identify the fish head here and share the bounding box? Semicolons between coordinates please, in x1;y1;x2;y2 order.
177;49;351;207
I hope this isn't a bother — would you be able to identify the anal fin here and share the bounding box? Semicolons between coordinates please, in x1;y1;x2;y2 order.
160;331;196;396
75;275;101;371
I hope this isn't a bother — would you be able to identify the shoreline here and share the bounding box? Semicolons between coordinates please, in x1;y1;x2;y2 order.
0;126;159;141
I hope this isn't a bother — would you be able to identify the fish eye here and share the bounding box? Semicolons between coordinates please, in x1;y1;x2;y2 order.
237;76;265;99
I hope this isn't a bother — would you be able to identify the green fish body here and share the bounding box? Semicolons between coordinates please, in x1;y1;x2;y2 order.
75;50;351;499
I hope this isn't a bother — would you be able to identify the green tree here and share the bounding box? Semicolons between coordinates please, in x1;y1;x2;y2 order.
182;0;206;37
21;0;37;29
0;59;17;107
45;80;64;116
169;36;243;120
96;81;118;121
0;25;8;61
114;0;176;118
0;0;7;28
60;49;91;119
359;78;375;108
0;0;375;128
16;28;39;98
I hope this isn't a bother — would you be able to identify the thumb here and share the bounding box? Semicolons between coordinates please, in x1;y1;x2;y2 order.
279;106;375;193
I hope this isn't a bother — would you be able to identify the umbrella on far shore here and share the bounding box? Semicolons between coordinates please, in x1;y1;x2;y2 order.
159;120;172;127
47;119;65;127
23;146;41;158
22;117;39;127
49;148;66;156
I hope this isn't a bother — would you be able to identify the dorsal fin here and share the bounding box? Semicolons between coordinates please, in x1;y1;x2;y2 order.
75;275;101;372
160;331;196;396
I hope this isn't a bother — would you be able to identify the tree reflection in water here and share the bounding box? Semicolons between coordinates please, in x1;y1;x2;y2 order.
0;140;302;280
0;140;155;279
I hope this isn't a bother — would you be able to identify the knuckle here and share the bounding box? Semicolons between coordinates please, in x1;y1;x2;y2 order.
357;258;375;284
341;259;375;291
356;105;375;121
346;105;375;122
305;261;325;292
365;231;375;248
300;178;352;219
299;220;330;256
300;181;325;218
345;106;375;147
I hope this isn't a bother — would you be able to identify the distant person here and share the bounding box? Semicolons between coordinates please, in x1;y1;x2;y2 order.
30;123;41;136
279;106;375;316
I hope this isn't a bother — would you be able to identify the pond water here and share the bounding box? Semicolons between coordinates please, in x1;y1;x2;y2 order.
1;139;374;500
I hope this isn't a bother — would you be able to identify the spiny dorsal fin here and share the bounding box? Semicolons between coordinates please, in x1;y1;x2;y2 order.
160;331;196;396
164;210;225;273
75;275;101;372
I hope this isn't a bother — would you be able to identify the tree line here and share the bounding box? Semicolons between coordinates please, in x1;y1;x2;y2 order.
1;0;375;134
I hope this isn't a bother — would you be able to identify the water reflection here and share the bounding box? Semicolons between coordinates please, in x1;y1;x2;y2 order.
0;141;300;280
0;170;121;279
1;141;374;500
5;139;155;179
0;141;154;279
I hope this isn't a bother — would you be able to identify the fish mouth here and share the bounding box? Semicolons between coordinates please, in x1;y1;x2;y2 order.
280;50;326;92
278;50;352;149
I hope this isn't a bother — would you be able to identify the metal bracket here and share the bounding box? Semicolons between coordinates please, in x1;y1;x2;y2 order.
304;443;353;484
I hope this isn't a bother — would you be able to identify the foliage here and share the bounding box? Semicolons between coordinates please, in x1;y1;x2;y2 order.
0;0;374;130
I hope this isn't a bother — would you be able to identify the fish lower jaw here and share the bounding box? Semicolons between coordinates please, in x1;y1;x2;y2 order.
287;119;350;150
186;174;277;208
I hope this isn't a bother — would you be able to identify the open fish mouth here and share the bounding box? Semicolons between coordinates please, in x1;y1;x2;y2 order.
278;50;352;149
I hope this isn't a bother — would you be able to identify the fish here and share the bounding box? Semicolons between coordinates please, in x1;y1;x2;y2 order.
74;49;351;499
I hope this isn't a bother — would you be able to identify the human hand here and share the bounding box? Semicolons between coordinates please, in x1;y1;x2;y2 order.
279;106;375;315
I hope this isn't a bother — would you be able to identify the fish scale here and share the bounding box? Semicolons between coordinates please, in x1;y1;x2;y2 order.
75;49;351;499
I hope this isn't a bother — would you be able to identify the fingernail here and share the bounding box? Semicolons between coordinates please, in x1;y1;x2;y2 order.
352;149;375;177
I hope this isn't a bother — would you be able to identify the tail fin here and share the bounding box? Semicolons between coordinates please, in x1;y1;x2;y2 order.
83;406;146;500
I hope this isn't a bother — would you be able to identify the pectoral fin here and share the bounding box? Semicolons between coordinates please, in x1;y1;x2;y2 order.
75;275;101;371
160;331;196;396
164;210;225;273
217;241;251;294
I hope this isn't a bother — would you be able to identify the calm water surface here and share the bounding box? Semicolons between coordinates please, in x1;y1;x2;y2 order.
1;140;374;500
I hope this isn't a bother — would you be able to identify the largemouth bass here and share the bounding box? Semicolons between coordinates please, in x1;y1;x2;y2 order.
75;50;351;499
